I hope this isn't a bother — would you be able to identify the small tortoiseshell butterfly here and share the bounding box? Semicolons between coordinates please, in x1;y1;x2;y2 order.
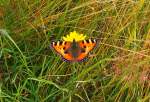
51;39;97;62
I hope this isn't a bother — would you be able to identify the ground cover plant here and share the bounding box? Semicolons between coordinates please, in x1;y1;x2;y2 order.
0;0;150;101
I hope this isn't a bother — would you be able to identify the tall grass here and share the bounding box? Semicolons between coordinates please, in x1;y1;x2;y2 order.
0;0;150;101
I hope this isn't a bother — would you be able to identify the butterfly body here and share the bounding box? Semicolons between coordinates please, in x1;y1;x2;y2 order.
51;39;96;62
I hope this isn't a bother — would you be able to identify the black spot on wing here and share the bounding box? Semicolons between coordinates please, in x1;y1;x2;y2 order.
86;39;89;43
63;47;66;50
59;41;63;45
82;40;84;44
54;42;57;46
64;42;67;45
91;39;95;43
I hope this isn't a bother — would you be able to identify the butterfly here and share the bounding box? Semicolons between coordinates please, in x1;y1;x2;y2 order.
51;39;97;62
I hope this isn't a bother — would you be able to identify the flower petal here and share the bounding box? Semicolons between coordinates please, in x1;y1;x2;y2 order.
62;31;86;42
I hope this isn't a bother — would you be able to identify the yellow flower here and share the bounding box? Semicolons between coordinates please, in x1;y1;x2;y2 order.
62;31;86;42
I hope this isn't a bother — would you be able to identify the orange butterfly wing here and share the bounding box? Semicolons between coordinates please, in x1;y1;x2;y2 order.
51;41;74;61
51;39;96;62
76;39;96;61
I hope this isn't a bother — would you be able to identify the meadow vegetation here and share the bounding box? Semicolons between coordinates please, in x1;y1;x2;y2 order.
0;0;150;101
